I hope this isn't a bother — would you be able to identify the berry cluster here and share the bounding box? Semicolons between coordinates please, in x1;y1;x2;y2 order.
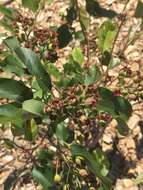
12;12;59;62
15;12;34;31
32;28;59;62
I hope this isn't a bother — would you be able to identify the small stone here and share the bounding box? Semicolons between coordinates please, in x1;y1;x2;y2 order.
2;155;13;164
103;135;112;144
123;179;134;187
128;114;140;130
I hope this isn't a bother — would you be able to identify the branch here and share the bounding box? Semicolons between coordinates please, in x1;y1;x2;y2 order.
1;0;14;6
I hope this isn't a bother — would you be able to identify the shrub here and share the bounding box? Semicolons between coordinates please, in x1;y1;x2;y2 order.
0;0;143;189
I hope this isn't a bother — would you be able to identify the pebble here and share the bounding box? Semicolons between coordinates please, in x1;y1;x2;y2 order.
115;179;138;190
128;114;140;130
123;179;134;187
103;135;112;144
2;155;14;164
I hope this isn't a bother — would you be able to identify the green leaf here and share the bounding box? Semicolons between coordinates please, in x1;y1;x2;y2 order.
96;99;116;116
98;87;114;100
0;78;32;101
15;47;52;91
1;54;25;76
0;5;17;18
80;8;90;29
108;57;121;69
134;173;143;185
37;148;54;161
93;148;109;177
22;0;40;12
116;117;129;136
71;144;112;189
0;17;14;32
3;54;25;68
134;0;143;18
84;65;101;85
4;138;16;149
11;124;25;136
64;58;82;75
46;64;62;79
32;167;54;190
114;96;132;120
0;103;24;124
98;87;132;120
72;47;84;64
100;51;112;66
24;118;38;141
98;21;117;52
2;65;24;77
55;122;69;142
32;80;43;99
22;99;44;116
4;36;20;51
75;31;85;41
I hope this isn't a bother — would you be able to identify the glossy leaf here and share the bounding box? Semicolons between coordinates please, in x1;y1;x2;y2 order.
24;118;38;141
64;58;83;75
98;87;132;119
11;124;25;137
100;51;112;66
22;99;44;116
134;173;143;185
32;167;54;190
114;96;132;120
55;122;69;142
46;64;62;79
37;148;54;161
22;0;40;12
72;47;84;64
98;21;117;52
75;31;85;41
108;57;121;69
0;103;24;125
71;144;112;189
15;47;52;90
85;65;101;85
1;54;25;76
134;0;143;18
0;17;14;32
4;138;16;149
0;5;17;18
0;78;32;101
116;117;129;136
4;36;20;51
96;99;116;116
80;8;90;29
98;87;114;100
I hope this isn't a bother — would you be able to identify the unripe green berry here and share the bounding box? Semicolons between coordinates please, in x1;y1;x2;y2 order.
54;174;61;182
89;187;95;190
63;184;69;190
